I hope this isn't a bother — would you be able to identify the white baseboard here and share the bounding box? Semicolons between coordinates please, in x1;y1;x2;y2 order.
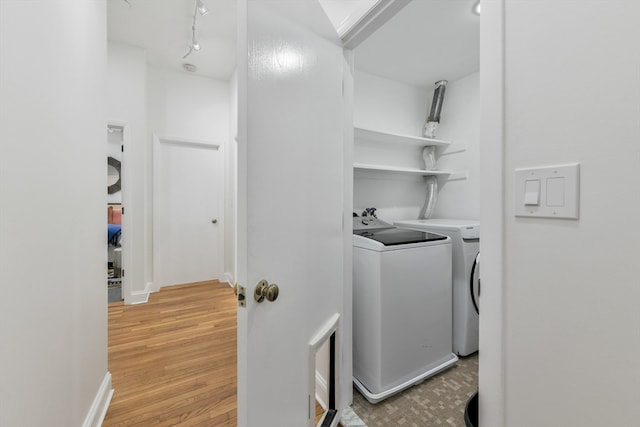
128;282;154;305
221;272;234;287
82;372;113;427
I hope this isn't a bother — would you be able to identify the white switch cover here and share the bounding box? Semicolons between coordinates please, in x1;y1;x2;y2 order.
524;179;540;205
515;163;579;219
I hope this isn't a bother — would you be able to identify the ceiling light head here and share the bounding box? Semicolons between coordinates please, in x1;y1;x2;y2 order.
197;0;209;16
192;41;201;51
473;1;481;15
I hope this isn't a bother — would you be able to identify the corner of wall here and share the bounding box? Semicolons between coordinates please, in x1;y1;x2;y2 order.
221;272;234;287
81;372;114;427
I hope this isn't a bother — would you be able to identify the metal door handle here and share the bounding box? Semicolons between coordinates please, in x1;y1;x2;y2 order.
211;219;218;224
233;283;246;307
254;279;279;303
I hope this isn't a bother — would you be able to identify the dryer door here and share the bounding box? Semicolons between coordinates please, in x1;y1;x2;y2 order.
470;252;480;314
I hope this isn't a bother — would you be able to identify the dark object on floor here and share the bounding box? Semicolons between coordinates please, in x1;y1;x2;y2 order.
465;391;478;427
320;409;338;427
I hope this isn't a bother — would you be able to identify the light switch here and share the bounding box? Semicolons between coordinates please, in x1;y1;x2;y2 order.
514;163;579;219
524;179;540;205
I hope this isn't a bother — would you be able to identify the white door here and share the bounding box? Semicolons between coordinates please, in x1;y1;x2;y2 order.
153;137;224;288
237;1;352;426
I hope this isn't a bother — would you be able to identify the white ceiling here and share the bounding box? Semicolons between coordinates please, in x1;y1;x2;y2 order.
107;0;478;87
107;0;237;80
353;0;480;88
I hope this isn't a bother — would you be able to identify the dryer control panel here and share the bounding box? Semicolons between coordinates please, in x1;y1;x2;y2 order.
460;226;480;240
353;217;393;232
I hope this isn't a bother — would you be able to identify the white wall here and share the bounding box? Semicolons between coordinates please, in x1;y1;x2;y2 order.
147;66;230;143
0;2;109;426
107;48;234;297
481;1;640;426
354;70;428;136
353;71;427;221
226;70;238;284
353;70;480;222
107;41;149;302
432;72;480;220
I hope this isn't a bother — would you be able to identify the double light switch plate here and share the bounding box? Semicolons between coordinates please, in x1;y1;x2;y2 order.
514;163;580;219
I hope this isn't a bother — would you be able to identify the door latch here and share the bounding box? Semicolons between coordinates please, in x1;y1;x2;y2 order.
233;283;246;307
254;280;279;303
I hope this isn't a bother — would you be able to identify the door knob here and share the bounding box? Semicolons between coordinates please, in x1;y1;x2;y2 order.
211;219;218;224
254;279;279;303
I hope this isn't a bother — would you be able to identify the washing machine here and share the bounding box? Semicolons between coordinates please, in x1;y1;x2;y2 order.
352;217;458;403
394;219;480;356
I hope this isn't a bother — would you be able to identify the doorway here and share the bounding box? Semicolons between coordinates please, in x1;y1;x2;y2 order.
107;124;124;303
152;136;224;288
105;0;237;423
345;0;481;424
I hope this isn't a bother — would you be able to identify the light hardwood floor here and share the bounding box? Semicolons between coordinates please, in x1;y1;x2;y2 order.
104;279;338;427
104;280;237;427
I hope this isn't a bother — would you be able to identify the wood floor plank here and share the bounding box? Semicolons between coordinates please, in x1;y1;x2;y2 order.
104;280;237;427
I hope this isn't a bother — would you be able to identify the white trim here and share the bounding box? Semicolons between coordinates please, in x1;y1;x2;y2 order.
128;282;154;305
479;0;506;426
152;134;161;289
156;135;221;151
108;120;133;306
341;50;355;413
341;0;411;49
236;1;248;424
81;372;113;427
353;354;458;403
308;313;340;427
221;272;234;286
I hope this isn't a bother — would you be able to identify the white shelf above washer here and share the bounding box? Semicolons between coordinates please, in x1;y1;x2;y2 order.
353;163;451;176
355;127;450;147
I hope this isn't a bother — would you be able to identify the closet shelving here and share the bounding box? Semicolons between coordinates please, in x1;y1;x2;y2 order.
353;127;467;179
353;163;452;176
354;127;450;148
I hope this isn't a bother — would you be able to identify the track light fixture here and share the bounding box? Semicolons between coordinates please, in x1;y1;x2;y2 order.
197;0;209;16
183;0;208;59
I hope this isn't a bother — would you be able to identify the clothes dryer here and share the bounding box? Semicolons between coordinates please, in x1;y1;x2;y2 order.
394;219;480;356
352;217;458;403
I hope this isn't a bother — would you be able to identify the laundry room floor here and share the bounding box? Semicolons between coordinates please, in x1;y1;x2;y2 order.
351;353;478;427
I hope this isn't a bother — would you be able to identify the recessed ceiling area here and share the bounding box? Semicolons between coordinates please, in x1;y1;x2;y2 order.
354;0;480;88
107;0;237;80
